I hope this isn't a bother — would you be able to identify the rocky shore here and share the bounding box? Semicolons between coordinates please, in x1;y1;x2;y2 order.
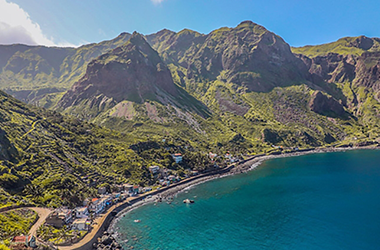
93;231;123;250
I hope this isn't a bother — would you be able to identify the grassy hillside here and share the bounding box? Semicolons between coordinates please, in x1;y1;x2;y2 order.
292;36;380;57
0;90;219;209
0;33;131;108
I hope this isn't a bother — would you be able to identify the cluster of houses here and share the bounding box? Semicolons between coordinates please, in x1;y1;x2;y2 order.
44;185;138;231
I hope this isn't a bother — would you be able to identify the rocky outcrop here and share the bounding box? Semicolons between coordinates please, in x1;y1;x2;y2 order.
93;231;123;250
58;32;179;111
148;21;309;93
309;91;346;117
353;52;380;90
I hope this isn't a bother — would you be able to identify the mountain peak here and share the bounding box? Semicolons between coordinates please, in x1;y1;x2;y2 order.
237;20;258;26
58;33;180;111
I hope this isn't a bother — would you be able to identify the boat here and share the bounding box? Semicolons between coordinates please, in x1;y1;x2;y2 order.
183;199;195;204
134;219;141;223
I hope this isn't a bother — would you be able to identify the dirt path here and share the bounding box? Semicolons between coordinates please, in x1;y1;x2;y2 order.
28;207;53;236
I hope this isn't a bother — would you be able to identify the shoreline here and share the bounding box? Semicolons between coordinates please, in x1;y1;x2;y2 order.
108;145;379;234
63;145;378;249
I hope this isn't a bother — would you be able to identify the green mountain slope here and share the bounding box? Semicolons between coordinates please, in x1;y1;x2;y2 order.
292;36;380;57
0;90;217;208
0;33;131;107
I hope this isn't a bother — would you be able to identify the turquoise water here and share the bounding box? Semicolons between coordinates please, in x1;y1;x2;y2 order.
114;150;380;250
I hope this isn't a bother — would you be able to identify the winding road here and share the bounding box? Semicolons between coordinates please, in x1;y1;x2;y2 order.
28;207;53;236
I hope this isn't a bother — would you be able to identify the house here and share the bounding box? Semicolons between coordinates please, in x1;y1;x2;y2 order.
123;184;134;193
149;165;160;174
172;153;183;163
133;185;140;194
45;208;73;228
98;186;107;195
191;170;199;176
71;218;91;231
75;207;89;218
83;198;90;206
89;198;105;214
168;175;176;182
10;235;36;250
208;152;218;160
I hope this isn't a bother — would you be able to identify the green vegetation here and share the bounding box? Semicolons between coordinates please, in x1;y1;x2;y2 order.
0;208;37;240
0;33;132;107
292;36;380;57
37;225;86;245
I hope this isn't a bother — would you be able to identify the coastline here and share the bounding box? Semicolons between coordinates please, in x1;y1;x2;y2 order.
64;145;379;250
108;145;379;234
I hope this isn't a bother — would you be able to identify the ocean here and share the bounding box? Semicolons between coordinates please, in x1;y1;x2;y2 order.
113;149;380;250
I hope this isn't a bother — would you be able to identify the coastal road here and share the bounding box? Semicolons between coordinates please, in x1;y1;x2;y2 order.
28;207;53;236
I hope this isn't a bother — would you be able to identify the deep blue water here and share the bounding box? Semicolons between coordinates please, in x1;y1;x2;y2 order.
114;150;380;250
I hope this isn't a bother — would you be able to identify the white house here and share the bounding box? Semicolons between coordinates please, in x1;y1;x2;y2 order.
89;198;105;214
172;153;183;163
75;207;89;218
149;165;160;174
72;218;90;231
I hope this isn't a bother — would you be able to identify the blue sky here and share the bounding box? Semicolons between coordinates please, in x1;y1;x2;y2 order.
0;0;379;47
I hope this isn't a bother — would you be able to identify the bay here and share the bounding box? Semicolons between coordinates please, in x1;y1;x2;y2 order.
114;149;380;250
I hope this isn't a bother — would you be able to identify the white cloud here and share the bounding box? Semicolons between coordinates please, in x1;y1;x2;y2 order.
151;0;165;4
0;0;75;47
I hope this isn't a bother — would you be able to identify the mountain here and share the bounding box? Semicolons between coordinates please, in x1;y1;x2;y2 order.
0;32;131;107
0;21;379;163
147;21;309;93
54;22;380;153
57;32;210;139
293;36;380;133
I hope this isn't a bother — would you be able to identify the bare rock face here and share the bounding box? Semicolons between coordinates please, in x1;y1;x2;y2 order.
349;36;374;50
58;32;179;111
309;91;346;117
354;52;380;90
148;21;309;93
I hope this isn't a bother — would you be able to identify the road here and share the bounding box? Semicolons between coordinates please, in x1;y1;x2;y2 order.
28;207;53;236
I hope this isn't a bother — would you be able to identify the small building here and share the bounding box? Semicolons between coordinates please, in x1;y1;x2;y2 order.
208;152;218;160
71;218;91;231
124;184;134;193
149;165;160;174
45;208;73;228
113;193;121;199
83;198;91;207
172;153;183;163
89;198;105;214
191;170;199;176
168;175;176;182
10;235;36;249
133;185;140;194
75;207;89;218
98;186;107;195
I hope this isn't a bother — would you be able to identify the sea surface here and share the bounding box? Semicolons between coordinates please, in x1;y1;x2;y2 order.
113;149;380;250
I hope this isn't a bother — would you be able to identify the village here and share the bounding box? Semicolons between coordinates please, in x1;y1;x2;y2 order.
7;152;241;250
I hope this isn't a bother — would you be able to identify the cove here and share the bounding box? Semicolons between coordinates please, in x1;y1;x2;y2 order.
114;149;380;250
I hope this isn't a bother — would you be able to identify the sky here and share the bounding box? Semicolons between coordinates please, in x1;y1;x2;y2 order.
0;0;379;48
